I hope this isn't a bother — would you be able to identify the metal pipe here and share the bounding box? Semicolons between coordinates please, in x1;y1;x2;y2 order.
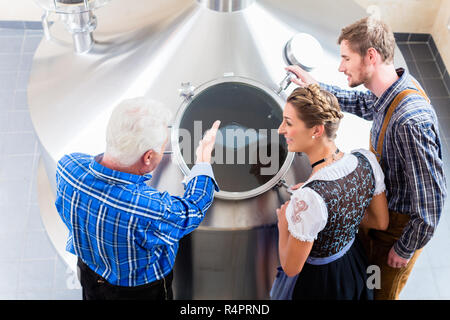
59;10;97;53
35;0;105;53
197;0;255;12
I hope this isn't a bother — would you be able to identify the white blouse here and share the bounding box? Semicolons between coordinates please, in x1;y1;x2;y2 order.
285;149;386;242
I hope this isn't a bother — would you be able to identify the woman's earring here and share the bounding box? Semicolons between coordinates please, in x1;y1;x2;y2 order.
312;135;315;139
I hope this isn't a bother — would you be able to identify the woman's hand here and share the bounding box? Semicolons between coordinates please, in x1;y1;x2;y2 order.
276;200;290;230
195;120;221;163
290;182;304;191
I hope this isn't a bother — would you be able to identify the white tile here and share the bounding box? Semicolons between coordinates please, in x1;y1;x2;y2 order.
54;256;81;293
0;132;37;155
0;111;8;132
26;204;45;231
0;154;35;180
412;247;432;269
18;259;56;291
0;90;14;110
18;53;34;72
426;219;450;268
0;261;20;293
13;90;27;109
431;267;450;299
16;289;53;300
0;203;29;234
22;230;57;261
15;71;30;91
7;110;35;133
22;35;42;53
53;289;82;300
0;232;26;261
0;29;24;37
442;200;450;230
0;71;17;93
25;29;43;36
0;54;21;71
0;179;32;205
0;291;17;299
29;174;39;204
0;36;24;53
400;266;440;299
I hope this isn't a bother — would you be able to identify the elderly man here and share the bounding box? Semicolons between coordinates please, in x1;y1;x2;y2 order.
55;97;220;300
286;16;446;299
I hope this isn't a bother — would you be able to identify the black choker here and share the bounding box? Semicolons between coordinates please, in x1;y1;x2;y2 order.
311;148;340;168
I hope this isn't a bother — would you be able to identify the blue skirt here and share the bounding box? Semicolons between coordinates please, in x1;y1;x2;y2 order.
292;237;373;300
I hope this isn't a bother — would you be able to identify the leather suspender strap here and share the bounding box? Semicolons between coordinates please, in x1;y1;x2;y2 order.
370;81;430;163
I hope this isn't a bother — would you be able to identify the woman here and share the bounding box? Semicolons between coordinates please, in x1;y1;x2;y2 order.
275;84;389;300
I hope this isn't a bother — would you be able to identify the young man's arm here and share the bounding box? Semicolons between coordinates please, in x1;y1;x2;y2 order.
319;83;377;121
393;121;447;259
285;65;377;121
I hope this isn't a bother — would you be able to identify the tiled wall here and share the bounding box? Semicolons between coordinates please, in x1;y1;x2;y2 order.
396;33;449;88
395;33;450;129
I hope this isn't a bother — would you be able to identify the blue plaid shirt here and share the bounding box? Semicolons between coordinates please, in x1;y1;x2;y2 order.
321;68;447;259
55;153;219;286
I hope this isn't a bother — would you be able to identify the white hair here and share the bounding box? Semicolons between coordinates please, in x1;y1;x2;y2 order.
105;97;172;167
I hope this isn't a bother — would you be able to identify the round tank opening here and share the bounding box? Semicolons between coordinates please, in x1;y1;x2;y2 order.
178;82;288;194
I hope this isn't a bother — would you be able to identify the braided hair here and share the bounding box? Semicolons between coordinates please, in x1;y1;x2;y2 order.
287;84;344;140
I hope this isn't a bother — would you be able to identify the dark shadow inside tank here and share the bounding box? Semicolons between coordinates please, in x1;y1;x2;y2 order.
178;82;288;193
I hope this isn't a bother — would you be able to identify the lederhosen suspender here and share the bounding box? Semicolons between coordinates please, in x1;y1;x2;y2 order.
369;79;430;163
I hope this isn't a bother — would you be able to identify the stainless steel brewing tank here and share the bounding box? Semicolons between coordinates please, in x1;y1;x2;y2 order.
28;0;407;299
170;76;296;299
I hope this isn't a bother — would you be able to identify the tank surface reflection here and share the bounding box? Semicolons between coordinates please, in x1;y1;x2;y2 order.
175;226;278;299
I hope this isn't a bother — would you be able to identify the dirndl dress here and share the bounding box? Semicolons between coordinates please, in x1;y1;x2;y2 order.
280;150;385;300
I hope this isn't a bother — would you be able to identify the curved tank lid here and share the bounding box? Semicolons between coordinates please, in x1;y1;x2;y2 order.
285;33;324;71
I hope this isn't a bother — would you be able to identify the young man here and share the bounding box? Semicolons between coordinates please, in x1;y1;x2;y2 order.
286;17;447;300
55;97;220;300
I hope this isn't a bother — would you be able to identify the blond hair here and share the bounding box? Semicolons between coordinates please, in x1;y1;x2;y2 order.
338;16;396;64
287;84;343;140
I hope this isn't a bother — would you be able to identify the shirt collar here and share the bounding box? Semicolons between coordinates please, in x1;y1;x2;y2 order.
89;154;152;185
373;68;409;113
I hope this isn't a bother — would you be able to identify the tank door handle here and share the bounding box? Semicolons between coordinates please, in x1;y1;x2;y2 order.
276;71;297;94
274;179;294;195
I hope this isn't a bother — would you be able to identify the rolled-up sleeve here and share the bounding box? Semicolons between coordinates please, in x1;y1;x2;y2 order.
393;122;447;259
